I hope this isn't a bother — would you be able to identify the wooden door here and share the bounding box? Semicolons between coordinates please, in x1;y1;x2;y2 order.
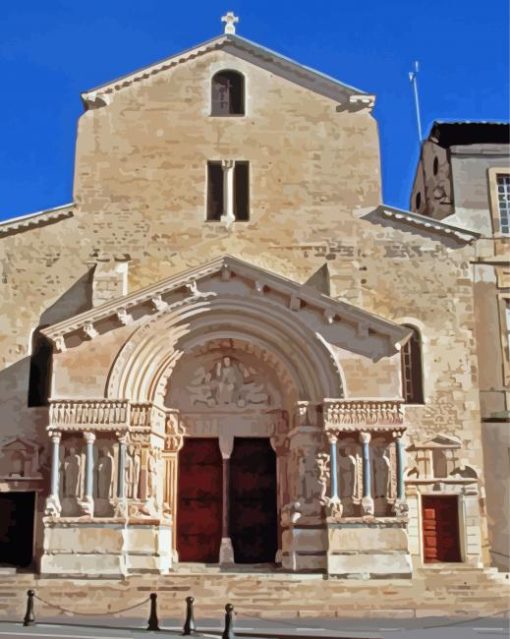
422;495;461;563
0;492;35;567
177;438;222;562
229;437;277;564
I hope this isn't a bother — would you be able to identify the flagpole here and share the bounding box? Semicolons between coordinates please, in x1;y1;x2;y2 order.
409;61;423;142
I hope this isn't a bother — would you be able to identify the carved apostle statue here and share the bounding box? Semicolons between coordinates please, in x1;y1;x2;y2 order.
96;448;113;499
63;447;81;497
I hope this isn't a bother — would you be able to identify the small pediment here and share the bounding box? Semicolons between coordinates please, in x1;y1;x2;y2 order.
42;255;411;361
81;34;371;110
1;437;38;453
409;434;462;450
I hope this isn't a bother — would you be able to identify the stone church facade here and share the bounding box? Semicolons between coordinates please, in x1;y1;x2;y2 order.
0;17;488;578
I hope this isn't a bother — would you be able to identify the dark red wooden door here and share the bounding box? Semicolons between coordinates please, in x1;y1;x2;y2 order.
229;437;277;563
422;496;461;563
177;438;223;562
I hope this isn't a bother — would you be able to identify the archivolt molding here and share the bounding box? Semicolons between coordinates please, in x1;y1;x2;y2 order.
106;295;345;404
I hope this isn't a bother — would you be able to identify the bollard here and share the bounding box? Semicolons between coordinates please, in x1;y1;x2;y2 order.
23;589;35;627
147;592;160;631
182;596;196;635
222;603;235;639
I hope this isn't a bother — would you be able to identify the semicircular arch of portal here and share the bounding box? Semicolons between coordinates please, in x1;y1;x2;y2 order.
106;296;344;403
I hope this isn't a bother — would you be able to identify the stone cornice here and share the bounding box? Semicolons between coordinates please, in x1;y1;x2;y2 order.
374;205;480;243
81;34;368;110
41;255;411;351
0;204;74;238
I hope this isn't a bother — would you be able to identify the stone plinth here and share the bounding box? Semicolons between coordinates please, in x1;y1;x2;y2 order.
326;519;412;579
281;525;328;572
40;518;172;576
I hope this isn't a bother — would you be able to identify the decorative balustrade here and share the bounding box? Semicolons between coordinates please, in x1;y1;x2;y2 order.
324;399;404;432
49;399;180;435
49;400;130;431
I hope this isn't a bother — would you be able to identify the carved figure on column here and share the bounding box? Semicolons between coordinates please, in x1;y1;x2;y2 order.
96;448;113;499
339;446;358;499
147;451;158;500
126;445;141;499
63;447;81;497
316;453;330;505
373;445;391;499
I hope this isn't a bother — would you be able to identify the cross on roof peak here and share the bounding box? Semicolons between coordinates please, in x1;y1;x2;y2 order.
221;12;239;35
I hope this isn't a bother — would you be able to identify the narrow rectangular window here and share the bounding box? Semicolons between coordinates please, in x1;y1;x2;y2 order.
497;174;510;234
207;162;223;220
234;161;249;221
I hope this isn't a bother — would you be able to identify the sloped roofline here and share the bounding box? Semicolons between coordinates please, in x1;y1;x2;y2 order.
374;204;480;243
81;34;369;108
42;255;410;348
0;203;74;238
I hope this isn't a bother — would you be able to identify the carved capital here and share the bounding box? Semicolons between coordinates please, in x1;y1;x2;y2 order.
83;431;96;444
327;432;338;445
359;431;372;445
49;431;62;444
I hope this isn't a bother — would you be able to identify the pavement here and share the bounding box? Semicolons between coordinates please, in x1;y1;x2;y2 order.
0;614;508;639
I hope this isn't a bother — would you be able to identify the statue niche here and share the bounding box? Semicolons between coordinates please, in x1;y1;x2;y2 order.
185;354;270;408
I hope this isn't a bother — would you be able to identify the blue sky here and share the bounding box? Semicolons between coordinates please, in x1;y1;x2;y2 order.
0;0;508;221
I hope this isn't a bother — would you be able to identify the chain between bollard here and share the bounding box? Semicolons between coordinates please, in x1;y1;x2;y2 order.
31;591;151;618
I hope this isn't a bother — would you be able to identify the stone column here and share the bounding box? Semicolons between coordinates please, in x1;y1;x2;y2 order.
221;160;235;227
219;434;234;565
393;432;408;516
326;433;342;518
81;431;96;516
360;432;374;515
44;431;62;516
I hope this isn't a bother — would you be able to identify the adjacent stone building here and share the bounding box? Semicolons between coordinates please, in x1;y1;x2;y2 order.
410;121;510;570
0;17;493;578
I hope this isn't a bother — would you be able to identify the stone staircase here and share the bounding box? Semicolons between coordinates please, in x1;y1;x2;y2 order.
0;567;507;622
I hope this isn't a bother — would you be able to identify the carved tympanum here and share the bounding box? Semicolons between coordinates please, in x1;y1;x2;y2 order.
186;355;270;408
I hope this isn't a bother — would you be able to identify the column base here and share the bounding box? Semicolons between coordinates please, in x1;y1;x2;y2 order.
361;496;374;516
219;537;235;565
44;494;61;517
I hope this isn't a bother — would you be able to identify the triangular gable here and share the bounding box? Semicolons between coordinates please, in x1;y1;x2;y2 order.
42;255;411;356
81;34;372;109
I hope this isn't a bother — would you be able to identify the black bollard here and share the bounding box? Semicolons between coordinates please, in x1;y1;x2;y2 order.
222;603;235;639
23;589;35;627
182;596;196;635
147;593;160;631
